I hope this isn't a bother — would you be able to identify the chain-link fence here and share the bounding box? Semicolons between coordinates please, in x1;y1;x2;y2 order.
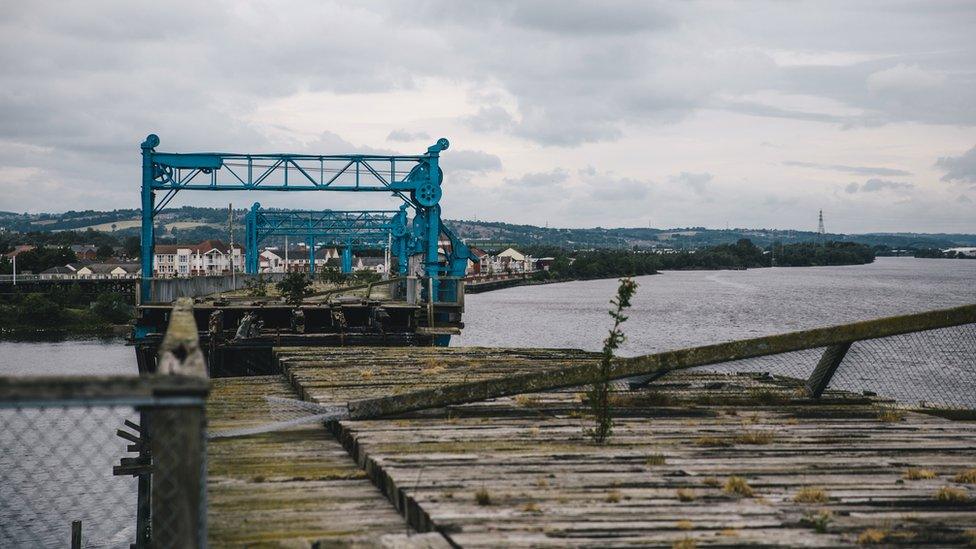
688;322;976;410
0;376;208;548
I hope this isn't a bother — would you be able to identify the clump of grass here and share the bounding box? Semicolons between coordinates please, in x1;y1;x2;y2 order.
359;369;374;380
584;278;638;444
474;487;492;506
521;501;541;513
719;528;739;537
877;408;905;423
903;468;937;480
954;468;976;484
748;388;789;405
723;476;754;498
934;486;970;503
857;528;888;545
535;477;549;488
420;359;446;375
514;394;540;407
800;509;833;533
605;490;622;503
963;529;976;546
734;430;775;445
675;520;693;530
702;477;721;487
794;487;829;504
696;436;732;447
610;391;673;407
646;453;666;466
672;538;696;549
251;475;266;483
676;488;696;502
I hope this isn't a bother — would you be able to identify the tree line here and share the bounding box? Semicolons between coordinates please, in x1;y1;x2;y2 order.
526;239;875;281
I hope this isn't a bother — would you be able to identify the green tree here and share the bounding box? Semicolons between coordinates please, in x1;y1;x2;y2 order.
95;244;115;260
276;271;311;305
585;277;638;444
91;293;132;324
123;236;141;259
17;293;64;325
318;266;347;286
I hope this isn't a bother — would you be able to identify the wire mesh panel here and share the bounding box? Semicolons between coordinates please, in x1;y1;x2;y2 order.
0;376;208;549
833;324;976;409
0;404;139;548
690;323;976;410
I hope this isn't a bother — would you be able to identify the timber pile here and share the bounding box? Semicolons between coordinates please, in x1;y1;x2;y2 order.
272;346;976;547
206;375;449;548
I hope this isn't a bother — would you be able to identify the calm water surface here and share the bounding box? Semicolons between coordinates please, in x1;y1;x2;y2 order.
455;257;976;354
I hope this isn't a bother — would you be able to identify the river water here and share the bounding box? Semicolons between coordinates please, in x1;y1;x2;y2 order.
0;257;974;546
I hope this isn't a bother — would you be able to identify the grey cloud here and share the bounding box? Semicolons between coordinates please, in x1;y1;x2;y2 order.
442;150;502;174
785;161;912;177
936;145;976;183
669;172;712;194
504;169;569;188
463;106;516;133
386;130;431;142
846;178;914;193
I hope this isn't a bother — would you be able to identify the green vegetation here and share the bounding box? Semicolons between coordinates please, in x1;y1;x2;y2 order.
0;291;133;336
276;271;312;305
584;277;638;444
318;266;347;286
245;274;268;297
526;239;875;284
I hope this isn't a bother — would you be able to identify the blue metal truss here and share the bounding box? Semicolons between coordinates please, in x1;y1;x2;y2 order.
139;134;473;305
243;203;411;275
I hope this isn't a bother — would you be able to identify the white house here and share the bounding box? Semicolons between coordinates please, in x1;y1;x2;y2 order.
153;240;244;277
494;247;532;273
76;263;141;279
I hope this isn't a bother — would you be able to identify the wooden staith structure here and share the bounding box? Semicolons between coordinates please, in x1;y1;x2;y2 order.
205;345;976;547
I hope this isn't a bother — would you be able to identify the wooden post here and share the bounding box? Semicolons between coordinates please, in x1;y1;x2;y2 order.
71;520;81;549
150;298;209;549
805;342;852;398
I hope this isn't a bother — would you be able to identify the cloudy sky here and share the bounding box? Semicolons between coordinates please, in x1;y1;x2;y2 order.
1;1;975;233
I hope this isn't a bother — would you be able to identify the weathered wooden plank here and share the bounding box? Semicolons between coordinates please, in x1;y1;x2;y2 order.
272;346;976;547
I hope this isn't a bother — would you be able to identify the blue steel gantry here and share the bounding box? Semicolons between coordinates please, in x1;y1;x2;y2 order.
140;134;473;304
243;203;411;275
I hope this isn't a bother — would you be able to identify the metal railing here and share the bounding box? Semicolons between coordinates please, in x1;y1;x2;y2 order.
0;298;209;548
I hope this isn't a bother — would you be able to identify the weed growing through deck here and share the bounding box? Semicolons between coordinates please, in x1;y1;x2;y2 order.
702;477;721;488
474;486;492;506
696;436;732;447
605;490;622;503
723;476;754;498
964;529;976;546
646;453;667;466
954;468;976;484
903;468;938;480
800;509;833;533
672;538;696;549
584;277;638;445
934;486;970;503
514;394;540;407
676;488;697;502
747;388;789;405
360;369;374;380
877;408;905;423
676;520;693;530
794;487;829;504
857;528;888;545
734;430;775;445
521;502;542;514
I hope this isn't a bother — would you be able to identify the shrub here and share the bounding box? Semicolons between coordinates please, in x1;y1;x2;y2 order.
934;486;969;503
276;271;311;305
474;487;492;506
91;292;132;324
953;468;976;484
17;293;63;325
903;468;937;480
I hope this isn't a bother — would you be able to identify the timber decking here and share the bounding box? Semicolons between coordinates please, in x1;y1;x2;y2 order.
275;346;976;547
206;375;449;548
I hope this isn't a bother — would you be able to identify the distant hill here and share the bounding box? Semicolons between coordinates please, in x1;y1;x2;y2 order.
1;207;974;251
